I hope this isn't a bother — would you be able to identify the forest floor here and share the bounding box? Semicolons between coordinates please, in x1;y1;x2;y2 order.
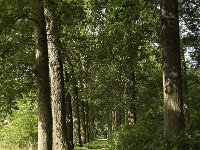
0;138;108;150
75;138;108;150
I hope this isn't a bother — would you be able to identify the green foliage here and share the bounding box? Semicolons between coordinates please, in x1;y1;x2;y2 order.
162;129;200;150
0;0;35;119
107;121;163;150
0;94;37;149
107;121;200;150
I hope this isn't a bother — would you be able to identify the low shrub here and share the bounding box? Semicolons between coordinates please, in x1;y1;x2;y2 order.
0;96;37;149
107;120;200;150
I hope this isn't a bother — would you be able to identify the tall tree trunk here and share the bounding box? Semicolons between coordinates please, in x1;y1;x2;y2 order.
85;100;90;142
160;0;184;134
131;71;137;124
80;101;87;144
115;108;122;131
107;111;112;138
182;52;190;127
44;0;68;149
32;1;52;149
90;117;95;141
80;57;87;144
127;70;137;125
115;63;123;130
88;107;95;141
74;86;83;147
66;92;74;150
65;59;82;147
65;73;74;150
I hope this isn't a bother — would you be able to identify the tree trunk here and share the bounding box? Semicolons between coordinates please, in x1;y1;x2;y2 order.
65;73;74;150
90;117;95;141
79;57;87;144
182;52;190;127
32;1;52;149
65;59;82;147
160;0;184;134
114;64;123;131
74;85;83;147
44;0;68;149
115;109;121;131
85;100;90;142
80;101;87;144
107;111;112;138
66;92;74;150
127;70;137;125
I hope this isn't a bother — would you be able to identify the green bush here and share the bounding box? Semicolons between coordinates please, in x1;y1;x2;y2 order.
107;121;163;150
0;95;37;149
107;121;200;150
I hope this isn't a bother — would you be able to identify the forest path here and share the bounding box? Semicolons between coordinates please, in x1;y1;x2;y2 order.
75;138;108;150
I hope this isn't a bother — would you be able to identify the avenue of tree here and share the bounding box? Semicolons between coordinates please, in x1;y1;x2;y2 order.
0;0;200;150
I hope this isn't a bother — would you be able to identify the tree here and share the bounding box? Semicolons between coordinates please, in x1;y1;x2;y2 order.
65;72;74;150
43;0;68;149
160;0;184;134
73;80;82;147
32;1;52;149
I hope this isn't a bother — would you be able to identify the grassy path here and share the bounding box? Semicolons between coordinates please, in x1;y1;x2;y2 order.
0;138;108;150
75;138;108;150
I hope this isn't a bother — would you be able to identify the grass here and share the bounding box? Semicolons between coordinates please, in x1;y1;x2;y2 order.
75;138;108;150
0;143;37;150
0;138;108;150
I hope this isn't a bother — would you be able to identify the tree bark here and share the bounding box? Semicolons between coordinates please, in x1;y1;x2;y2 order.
32;1;52;150
44;0;68;149
66;92;74;150
89;117;95;141
74;85;83;147
115;109;122;131
126;70;137;125
65;73;74;150
65;59;82;147
85;100;90;142
107;111;112;138
160;0;184;134
182;52;190;127
80;100;87;144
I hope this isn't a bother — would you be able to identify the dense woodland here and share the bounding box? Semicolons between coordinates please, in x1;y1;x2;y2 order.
0;0;200;150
